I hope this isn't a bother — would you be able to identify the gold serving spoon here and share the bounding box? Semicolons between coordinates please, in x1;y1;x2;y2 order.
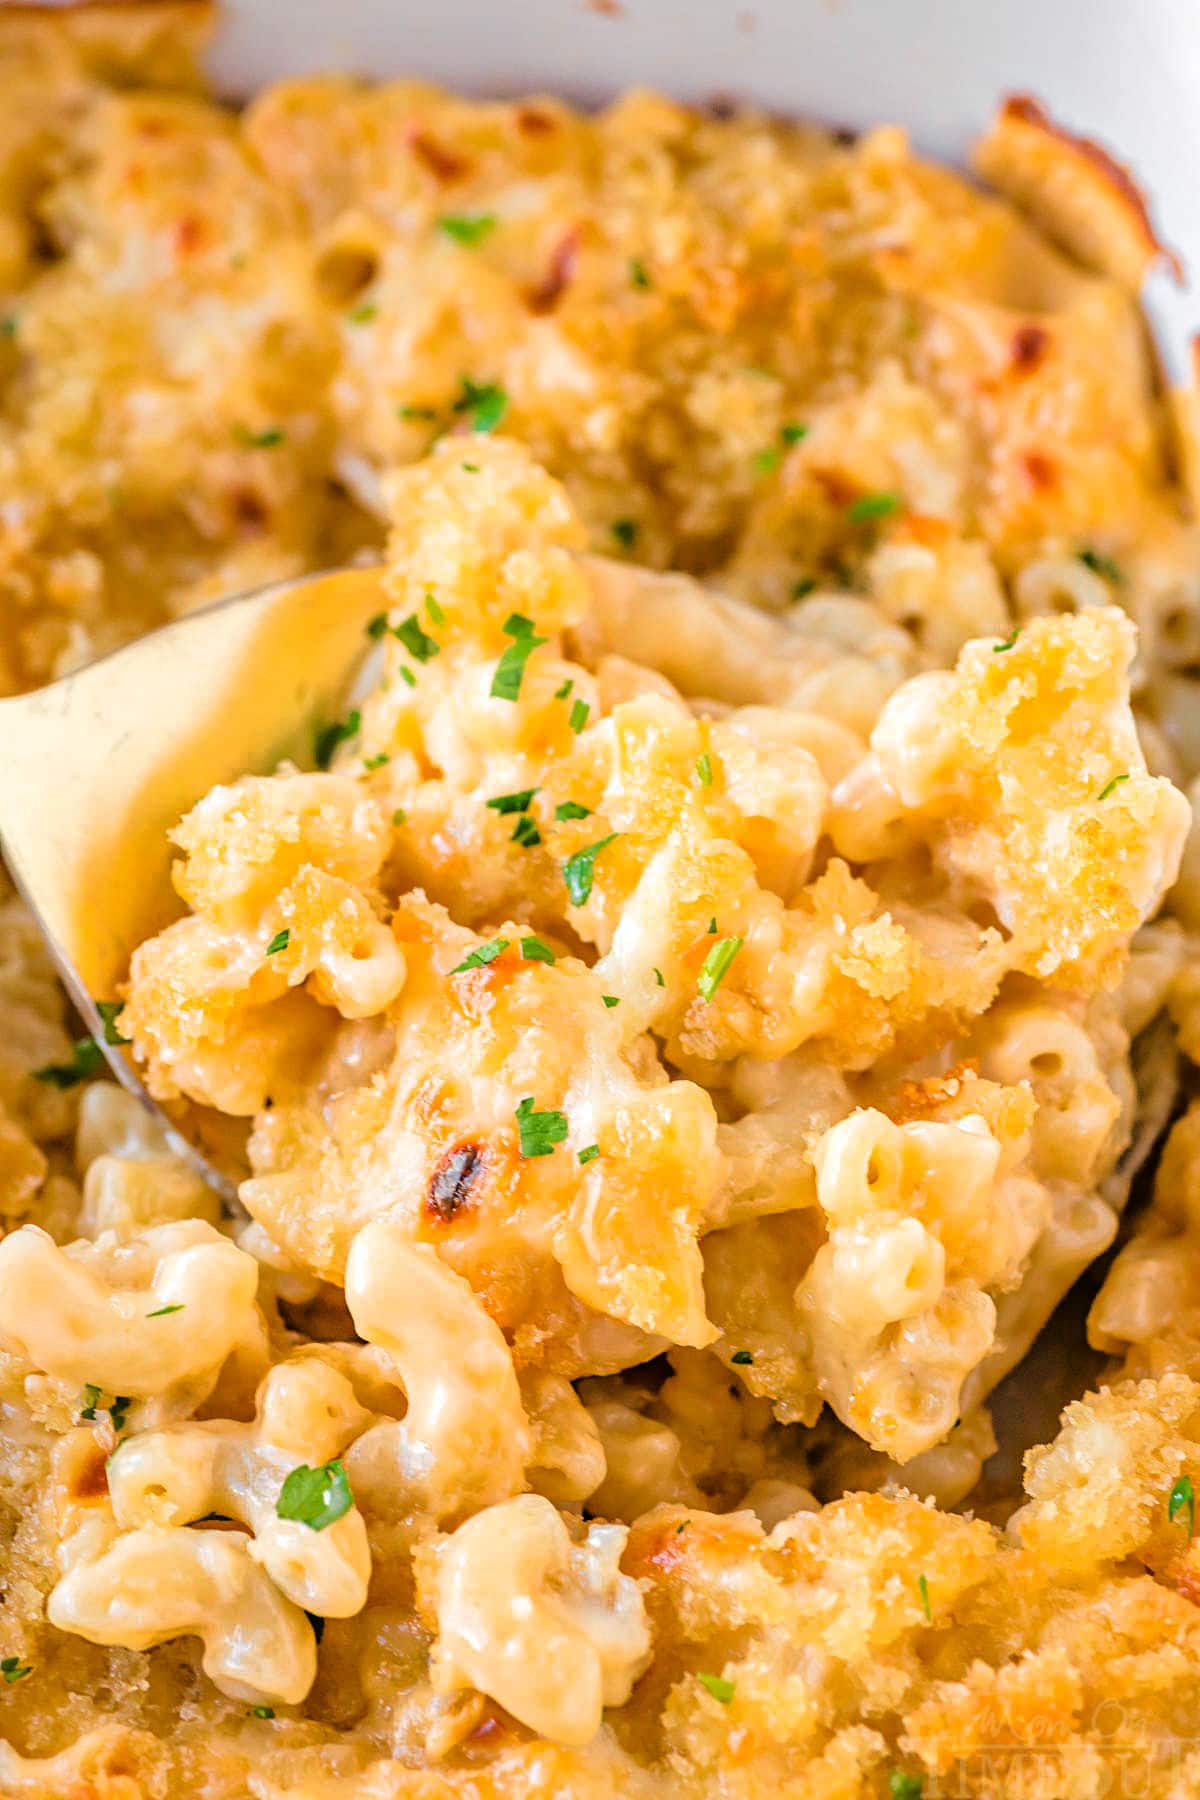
0;566;386;1199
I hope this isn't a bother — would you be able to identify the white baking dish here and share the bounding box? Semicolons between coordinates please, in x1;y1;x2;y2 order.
204;0;1199;373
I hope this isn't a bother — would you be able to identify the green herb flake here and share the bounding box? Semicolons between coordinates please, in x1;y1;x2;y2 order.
0;1656;30;1684
453;376;508;434
602;995;620;1009
363;752;390;770
393;613;440;663
569;698;590;734
487;788;539;815
847;491;901;524
347;302;378;324
696;752;713;787
397;404;438;422
520;936;556;964
398;665;417;688
461;462;480;472
147;1303;185;1318
629;257;651;290
918;1573;932;1620
251;1704;275;1718
439;212;498;247
993;627;1020;653
563;833;618;906
889;1774;924;1800
392;808;408;826
1079;547;1122;584
781;422;808;444
276;1458;354;1532
34;1038;105;1089
0;316;17;340
266;929;290;956
611;518;639;549
314;709;362;768
96;1001;130;1046
79;1384;101;1422
730;1350;753;1365
490;614;548;702
578;1143;601;1165
1169;1474;1195;1536
515;1095;569;1158
752;447;781;477
707;918;718;934
697;1673;735;1705
791;577;817;601
511;813;542;848
450;937;510;975
554;678;575;701
1097;773;1130;802
109;1397;132;1434
653;967;665;987
698;935;743;1002
425;594;447;625
556;799;591;821
234;424;285;449
366;612;389;640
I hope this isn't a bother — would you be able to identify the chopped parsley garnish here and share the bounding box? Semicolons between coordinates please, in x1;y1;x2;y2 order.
791;577;817;601
696;752;713;787
366;612;389;639
611;518;639;548
628;257;651;290
314;709;361;768
1169;1474;1195;1536
109;1396;132;1434
889;1774;924;1800
397;404;438;421
425;594;447;625
96;1001;130;1046
752;447;781;477
730;1350;753;1365
578;1143;600;1165
461;460;479;474
454;376;508;434
569;699;590;734
266;929;290;955
563;834;617;906
439;212;498;246
0;1656;30;1684
276;1459;354;1532
79;1384;101;1422
1097;773;1130;801
34;1038;105;1089
393;613;440;662
602;994;620;1008
1079;547;1122;583
451;937;509;974
554;678;575;701
251;1704;275;1718
234;425;285;449
556;799;591;821
363;752;390;770
347;302;378;323
490;613;547;701
847;491;900;524
515;1095;569;1158
0;316;16;340
698;935;743;1002
487;788;539;814
653;967;665;987
697;1673;735;1704
993;627;1020;652
147;1303;185;1318
781;422;808;444
392;807;407;826
398;665;417;688
918;1574;932;1620
707;918;718;934
520;936;556;964
511;813;542;847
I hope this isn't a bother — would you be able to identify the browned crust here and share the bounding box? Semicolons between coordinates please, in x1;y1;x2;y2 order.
975;92;1182;291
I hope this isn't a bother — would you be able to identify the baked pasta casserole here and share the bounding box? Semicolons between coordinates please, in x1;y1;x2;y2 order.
2;7;1200;1798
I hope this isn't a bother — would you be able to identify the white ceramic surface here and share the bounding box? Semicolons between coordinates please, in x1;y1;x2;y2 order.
205;0;1200;374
